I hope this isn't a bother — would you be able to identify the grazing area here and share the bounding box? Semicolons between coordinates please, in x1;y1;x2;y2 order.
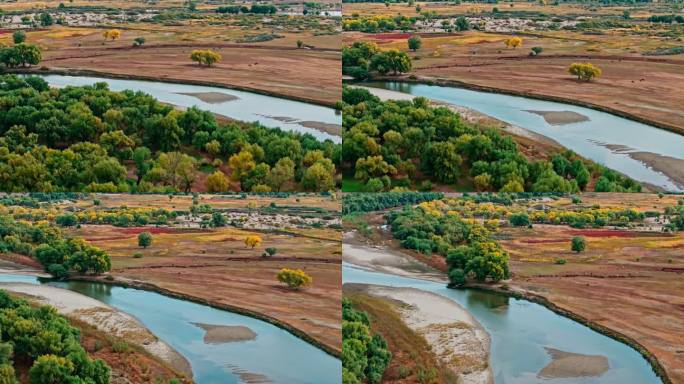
0;75;340;193
344;191;683;383
343;1;684;134
0;192;343;357
0;1;341;105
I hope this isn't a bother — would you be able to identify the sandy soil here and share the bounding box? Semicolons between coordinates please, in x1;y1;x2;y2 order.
629;152;684;190
343;231;445;282
192;323;257;344
525;110;589;125
363;285;493;384
177;92;238;104
259;115;342;136
0;282;192;377
538;347;609;379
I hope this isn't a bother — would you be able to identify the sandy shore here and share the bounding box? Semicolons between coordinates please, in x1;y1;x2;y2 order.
538;347;609;379
629;152;684;190
0;282;192;377
257;114;342;137
525;110;589;125
192;323;257;344
357;284;493;384
344;232;493;384
590;141;684;190
177;92;239;104
343;232;446;282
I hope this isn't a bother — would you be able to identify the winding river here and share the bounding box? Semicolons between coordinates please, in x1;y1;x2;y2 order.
36;74;342;143
0;273;341;384
343;246;662;384
363;81;684;192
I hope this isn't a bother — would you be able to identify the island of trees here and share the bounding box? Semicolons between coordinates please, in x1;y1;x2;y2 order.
0;75;339;193
341;87;641;193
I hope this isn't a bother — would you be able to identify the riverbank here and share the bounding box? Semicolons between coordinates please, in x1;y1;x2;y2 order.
347;207;676;383
352;81;678;191
350;283;493;384
76;273;342;358
363;74;684;139
343;234;493;384
14;67;339;108
0;281;192;382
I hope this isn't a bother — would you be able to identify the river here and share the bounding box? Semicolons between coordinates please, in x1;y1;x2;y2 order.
36;74;342;143
343;243;662;384
0;273;341;384
363;81;684;192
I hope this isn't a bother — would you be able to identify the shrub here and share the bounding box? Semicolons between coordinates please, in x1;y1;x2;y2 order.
138;232;152;248
276;268;312;289
571;236;586;253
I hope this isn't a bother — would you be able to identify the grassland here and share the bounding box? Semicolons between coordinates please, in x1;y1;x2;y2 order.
5;7;341;105
1;193;343;356
343;1;684;134
350;192;684;383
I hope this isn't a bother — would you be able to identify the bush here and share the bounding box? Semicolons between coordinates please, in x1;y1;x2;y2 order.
138;232;152;248
276;268;312;289
132;252;143;258
571;236;586;253
509;213;530;227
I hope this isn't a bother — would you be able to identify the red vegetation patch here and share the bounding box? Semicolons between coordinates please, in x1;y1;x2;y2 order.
372;32;413;40
115;227;187;235
566;229;639;238
519;239;567;244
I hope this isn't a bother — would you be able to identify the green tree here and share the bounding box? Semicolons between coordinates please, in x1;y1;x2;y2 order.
267;157;295;191
370;49;412;75
12;30;26;44
407;35;422;51
138;232;152;248
508;212;530;227
571;236;586;253
28;355;74;384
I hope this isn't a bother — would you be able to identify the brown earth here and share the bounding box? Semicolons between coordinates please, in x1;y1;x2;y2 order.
344;30;684;135
499;222;684;383
17;24;341;106
67;222;343;356
351;193;684;383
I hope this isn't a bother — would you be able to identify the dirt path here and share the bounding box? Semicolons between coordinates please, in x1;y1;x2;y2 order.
0;282;192;377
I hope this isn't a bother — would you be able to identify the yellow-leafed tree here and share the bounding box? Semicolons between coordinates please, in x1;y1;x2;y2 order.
568;62;602;82
245;235;262;249
504;36;522;49
103;29;121;41
277;268;312;289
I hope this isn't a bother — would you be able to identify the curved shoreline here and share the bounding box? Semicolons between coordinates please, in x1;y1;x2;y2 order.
344;234;671;384
70;275;343;359
11;68;339;108
465;283;672;384
346;75;684;137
